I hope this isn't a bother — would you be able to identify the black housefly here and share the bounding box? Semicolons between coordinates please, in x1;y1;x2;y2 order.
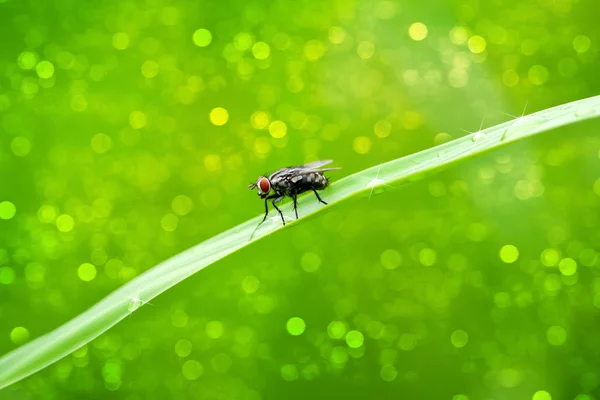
248;160;340;236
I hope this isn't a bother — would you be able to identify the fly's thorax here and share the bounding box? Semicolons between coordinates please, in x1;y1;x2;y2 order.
270;176;291;193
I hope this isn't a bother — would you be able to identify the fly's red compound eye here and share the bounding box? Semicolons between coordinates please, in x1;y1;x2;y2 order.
258;177;270;193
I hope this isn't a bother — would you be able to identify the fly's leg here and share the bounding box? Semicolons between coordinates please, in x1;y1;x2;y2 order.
292;195;299;219
272;196;285;225
258;196;271;225
312;189;328;205
250;194;278;241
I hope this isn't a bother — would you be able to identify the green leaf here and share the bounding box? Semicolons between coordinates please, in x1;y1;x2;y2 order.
1;95;599;389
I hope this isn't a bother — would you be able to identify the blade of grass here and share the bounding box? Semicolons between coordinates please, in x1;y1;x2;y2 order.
1;95;599;390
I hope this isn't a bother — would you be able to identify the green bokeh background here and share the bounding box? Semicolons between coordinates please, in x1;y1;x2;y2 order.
1;0;600;398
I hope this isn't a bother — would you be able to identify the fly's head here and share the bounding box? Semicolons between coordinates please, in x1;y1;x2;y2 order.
248;176;271;199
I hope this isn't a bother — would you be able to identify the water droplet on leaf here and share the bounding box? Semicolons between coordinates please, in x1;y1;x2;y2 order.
501;116;545;141
128;297;143;312
472;132;486;142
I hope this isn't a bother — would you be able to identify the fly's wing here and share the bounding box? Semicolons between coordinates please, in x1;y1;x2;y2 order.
269;160;341;181
297;160;341;173
300;160;333;169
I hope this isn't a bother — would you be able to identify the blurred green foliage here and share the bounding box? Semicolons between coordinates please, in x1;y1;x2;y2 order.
0;0;599;398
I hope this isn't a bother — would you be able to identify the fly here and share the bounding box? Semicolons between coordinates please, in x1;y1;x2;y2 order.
248;160;340;237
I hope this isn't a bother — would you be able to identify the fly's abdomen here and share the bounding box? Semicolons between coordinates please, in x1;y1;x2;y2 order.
282;172;328;195
309;172;329;190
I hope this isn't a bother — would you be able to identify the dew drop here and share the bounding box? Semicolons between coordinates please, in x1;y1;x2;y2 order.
472;131;486;142
501;116;545;141
128;296;143;312
366;178;385;189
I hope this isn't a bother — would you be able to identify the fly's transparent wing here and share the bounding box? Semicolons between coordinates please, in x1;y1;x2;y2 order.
297;160;341;173
300;160;333;169
269;160;341;181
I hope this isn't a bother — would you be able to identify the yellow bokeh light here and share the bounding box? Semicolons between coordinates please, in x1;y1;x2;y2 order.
532;390;552;400
161;214;179;232
234;32;253;50
129;111;148;129
408;22;428;41
71;94;87;112
449;27;468;45
573;35;591;53
448;69;468;88
304;40;326;61
21;78;38;96
78;263;97;281
328;26;346;44
450;330;469;348
204;154;222;171
0;201;16;220
141;60;159;78
353;136;372;154
540;248;560;267
380;249;401;270
558;258;577;276
286;317;306;336
287;76;304;93
252;42;270;59
357;41;375;59
206;320;224;338
254;137;271;155
419;248;437;266
182;360;203;380
112;32;130;50
468;36;487;53
172;195;193;216
175;339;192;357
345;330;364;348
11;136;31;156
499;244;519;263
56;214;75;232
10;327;29;344
209;107;229;126
36;61;54;79
502;69;520;87
91;133;112;154
528;65;549;85
242;275;260;293
251;111;270;129
0;271;14;289
269;120;287;138
193;29;212;47
38;205;57;223
18;51;37;70
374;120;391;138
